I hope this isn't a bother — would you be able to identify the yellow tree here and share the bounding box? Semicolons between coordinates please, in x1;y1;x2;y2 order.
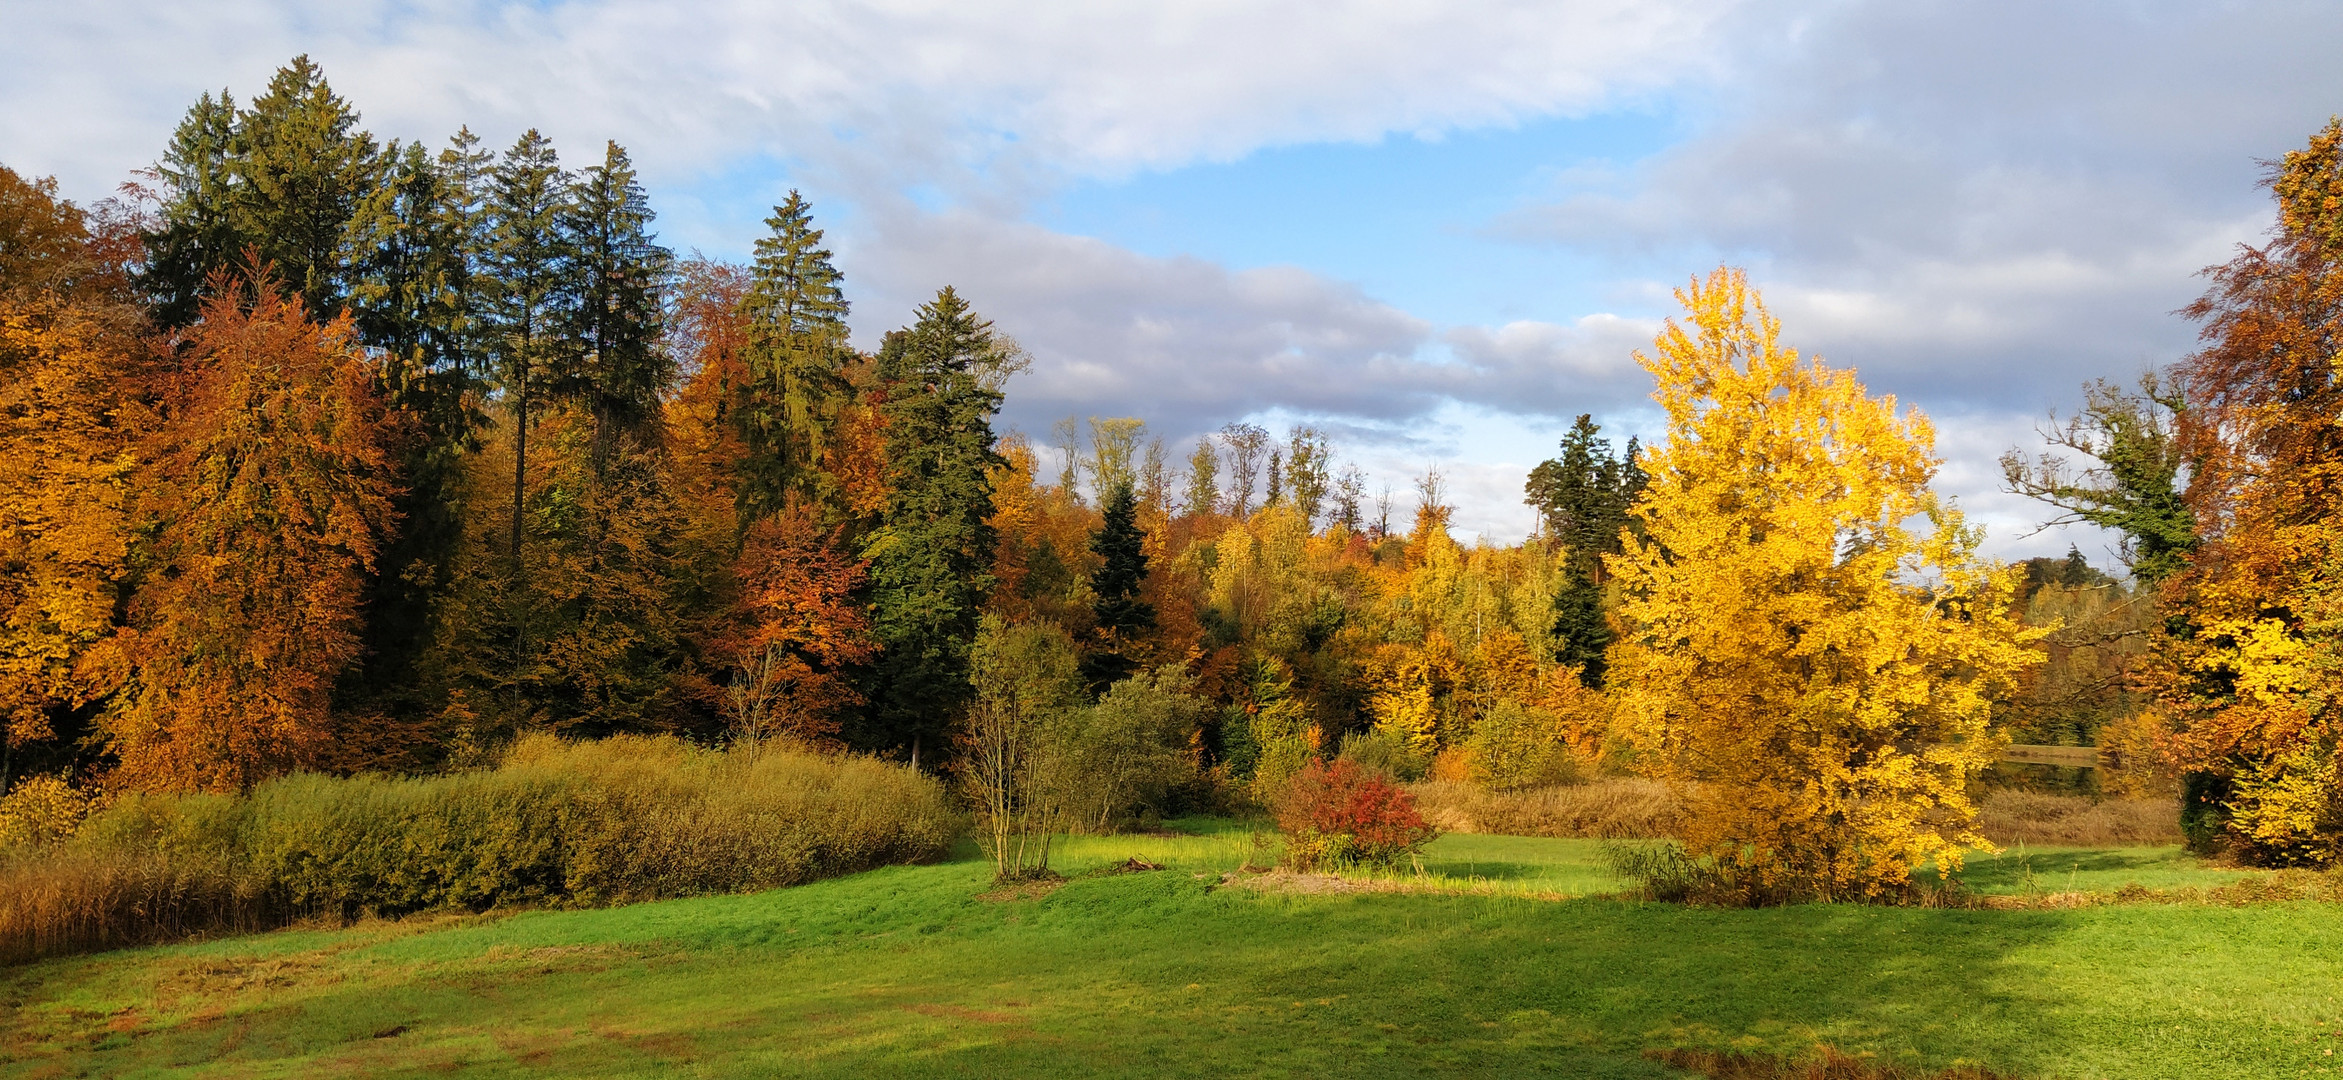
1608;268;2039;901
0;166;145;779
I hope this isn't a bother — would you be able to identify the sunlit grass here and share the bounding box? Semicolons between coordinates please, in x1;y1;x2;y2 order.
4;823;2331;1079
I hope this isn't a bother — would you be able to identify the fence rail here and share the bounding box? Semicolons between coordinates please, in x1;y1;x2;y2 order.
2000;743;2115;769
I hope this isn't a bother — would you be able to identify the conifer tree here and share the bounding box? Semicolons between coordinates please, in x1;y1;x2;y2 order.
860;287;1006;761
735;192;849;522
560;141;672;471
339;137;485;714
142;91;240;327
1083;480;1155;690
479;129;575;564
142;58;384;324
1524;414;1645;684
224;56;383;315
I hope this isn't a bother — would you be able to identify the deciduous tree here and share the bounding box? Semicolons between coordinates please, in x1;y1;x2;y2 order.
112;275;398;791
2153;119;2343;863
1607;268;2038;902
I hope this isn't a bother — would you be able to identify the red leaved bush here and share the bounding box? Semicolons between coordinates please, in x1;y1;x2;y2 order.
1273;758;1438;869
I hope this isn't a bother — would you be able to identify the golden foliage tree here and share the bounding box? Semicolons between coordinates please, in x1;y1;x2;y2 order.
0;168;146;771
112;277;398;791
1608;268;2039;901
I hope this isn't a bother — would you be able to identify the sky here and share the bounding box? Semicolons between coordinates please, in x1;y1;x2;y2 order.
6;0;2340;563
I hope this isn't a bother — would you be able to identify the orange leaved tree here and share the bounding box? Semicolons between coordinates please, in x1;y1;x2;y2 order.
110;275;398;791
1607;268;2039;902
2154;119;2343;864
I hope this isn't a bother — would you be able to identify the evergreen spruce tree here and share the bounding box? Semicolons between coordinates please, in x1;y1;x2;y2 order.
225;56;383;315
859;287;1006;761
142;90;241;326
736;191;850;522
1524;414;1645;685
560;141;673;471
340;136;488;715
141;58;386;325
1083;480;1156;690
479;129;576;565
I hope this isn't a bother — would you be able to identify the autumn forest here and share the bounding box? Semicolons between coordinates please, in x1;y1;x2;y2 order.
5;51;2343;1078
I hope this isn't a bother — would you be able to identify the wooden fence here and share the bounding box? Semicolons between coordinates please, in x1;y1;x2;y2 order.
2000;743;2117;770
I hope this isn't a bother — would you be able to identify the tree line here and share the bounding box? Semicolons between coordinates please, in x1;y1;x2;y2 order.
5;55;2341;891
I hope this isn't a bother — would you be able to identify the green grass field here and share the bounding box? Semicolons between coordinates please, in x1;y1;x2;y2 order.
3;824;2336;1079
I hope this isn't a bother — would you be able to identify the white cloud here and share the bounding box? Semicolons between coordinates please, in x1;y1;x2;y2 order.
2;0;1740;201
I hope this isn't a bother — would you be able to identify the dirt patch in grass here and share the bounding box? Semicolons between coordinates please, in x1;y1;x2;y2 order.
976;878;1065;903
1650;1044;2017;1078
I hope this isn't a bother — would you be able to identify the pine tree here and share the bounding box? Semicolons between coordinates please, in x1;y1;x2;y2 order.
859;287;1006;761
1083;480;1156;690
479;129;575;565
560;141;672;471
735;191;849;522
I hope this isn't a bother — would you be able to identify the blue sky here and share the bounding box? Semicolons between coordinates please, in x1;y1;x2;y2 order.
7;0;2341;558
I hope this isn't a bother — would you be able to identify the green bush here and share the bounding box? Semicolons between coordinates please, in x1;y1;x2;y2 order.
1;736;959;964
1337;728;1429;782
1465;701;1587;790
1050;667;1209;833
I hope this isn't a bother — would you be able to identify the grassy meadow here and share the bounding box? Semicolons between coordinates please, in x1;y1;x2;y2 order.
4;822;2337;1080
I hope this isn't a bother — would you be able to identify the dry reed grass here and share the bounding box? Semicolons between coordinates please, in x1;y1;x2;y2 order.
1406;778;1682;839
0;848;282;965
0;735;959;966
1413;780;2180;850
1973;789;2180;846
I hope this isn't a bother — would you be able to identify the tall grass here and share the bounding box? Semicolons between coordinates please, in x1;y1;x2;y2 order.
1407;778;1683;839
1415;780;2183;849
0;735;958;965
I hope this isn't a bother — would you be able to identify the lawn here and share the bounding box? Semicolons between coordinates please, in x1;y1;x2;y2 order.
2;824;2336;1079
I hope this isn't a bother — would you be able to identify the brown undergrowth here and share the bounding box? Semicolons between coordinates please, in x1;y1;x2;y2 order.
1407;779;1681;839
1649;1044;2017;1079
1412;781;2180;848
1;735;957;966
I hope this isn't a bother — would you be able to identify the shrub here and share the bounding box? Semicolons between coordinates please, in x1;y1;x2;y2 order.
0;774;96;849
1050;667;1208;834
0;735;958;965
961;617;1084;881
1464;701;1587;790
1337;728;1428;782
1273;758;1438;870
